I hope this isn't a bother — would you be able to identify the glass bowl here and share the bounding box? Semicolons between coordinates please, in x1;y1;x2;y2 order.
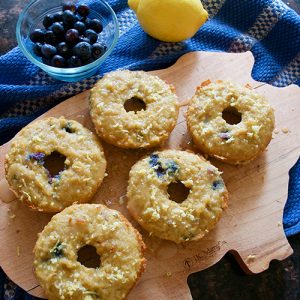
16;0;119;82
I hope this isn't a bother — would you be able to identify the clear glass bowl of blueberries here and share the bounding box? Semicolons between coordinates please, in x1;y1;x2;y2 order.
16;0;119;82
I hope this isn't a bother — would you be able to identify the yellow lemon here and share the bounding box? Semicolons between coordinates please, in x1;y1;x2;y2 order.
128;0;208;42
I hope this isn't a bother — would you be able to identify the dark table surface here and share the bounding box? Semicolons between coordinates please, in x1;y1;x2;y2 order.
0;0;300;299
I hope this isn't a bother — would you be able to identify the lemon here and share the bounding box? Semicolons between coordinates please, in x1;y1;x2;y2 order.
128;0;208;42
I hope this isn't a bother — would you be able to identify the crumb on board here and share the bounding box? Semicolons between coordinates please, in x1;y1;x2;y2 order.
246;254;256;262
119;195;126;205
277;222;282;227
148;247;155;253
274;129;279;134
111;165;118;171
165;272;172;277
245;83;252;89
106;200;112;206
179;99;191;107
281;127;289;134
9;214;16;219
104;172;108;177
17;246;21;257
201;79;212;87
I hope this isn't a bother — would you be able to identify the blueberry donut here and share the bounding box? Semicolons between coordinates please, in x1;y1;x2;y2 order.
187;80;275;164
89;70;179;148
5;117;106;212
34;204;146;300
127;150;228;243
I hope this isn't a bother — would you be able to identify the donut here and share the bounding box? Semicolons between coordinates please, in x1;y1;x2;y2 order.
5;117;106;212
127;150;228;243
34;204;146;300
187;80;275;164
89;70;179;148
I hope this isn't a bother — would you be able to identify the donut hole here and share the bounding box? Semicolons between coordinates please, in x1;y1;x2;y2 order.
77;245;101;269
124;97;146;113
167;181;190;203
44;151;66;177
222;107;242;125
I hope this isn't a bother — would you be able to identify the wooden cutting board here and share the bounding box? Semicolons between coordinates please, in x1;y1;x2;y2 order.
0;51;299;299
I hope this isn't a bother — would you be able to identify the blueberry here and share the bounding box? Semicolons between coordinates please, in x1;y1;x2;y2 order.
27;152;45;164
43;14;53;29
53;12;63;22
51;22;65;36
62;10;76;27
67;55;82;67
57;42;70;57
63;2;76;12
41;44;57;58
74;21;86;34
51;55;66;68
78;36;90;43
29;29;44;43
92;42;106;59
149;154;165;177
219;131;231;140
50;241;64;258
82;57;95;65
77;4;90;17
149;154;159;168
84;29;98;44
212;180;224;190
32;42;43;57
82;17;91;28
44;30;57;45
89;19;103;33
75;14;81;22
42;57;51;65
65;28;79;44
73;42;92;60
166;161;178;177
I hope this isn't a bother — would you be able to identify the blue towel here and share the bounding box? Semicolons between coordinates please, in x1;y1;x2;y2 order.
0;0;299;298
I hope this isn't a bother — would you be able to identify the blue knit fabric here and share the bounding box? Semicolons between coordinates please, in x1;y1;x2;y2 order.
0;0;299;298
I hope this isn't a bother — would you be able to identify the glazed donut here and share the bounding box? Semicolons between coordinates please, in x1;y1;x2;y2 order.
127;150;228;243
34;204;146;300
5;117;106;212
89;70;179;148
187;80;275;164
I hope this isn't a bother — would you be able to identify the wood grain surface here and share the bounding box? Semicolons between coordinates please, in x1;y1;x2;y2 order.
0;51;299;299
